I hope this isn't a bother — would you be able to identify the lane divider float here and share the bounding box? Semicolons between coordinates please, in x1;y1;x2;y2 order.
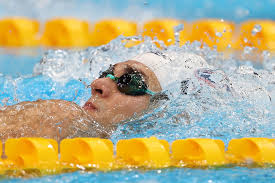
234;20;275;52
5;138;58;169
227;137;275;165
171;138;226;167
0;137;273;176
0;17;39;47
189;19;234;52
60;138;114;170
41;18;91;48
142;19;189;47
116;137;170;168
0;17;273;53
90;19;138;47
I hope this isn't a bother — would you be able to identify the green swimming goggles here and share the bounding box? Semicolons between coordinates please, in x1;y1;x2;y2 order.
99;65;156;96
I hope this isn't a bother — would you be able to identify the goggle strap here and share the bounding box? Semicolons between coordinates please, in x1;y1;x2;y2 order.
106;74;117;81
145;89;156;96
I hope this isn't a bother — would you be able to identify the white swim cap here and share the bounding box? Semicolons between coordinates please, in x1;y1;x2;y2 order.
131;52;209;89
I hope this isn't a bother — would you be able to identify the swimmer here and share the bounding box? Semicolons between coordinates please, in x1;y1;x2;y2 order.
0;52;209;141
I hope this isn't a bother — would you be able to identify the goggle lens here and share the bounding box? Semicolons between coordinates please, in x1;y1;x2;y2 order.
98;65;155;96
116;73;148;95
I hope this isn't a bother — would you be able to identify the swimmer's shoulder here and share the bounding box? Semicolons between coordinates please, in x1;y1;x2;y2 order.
33;99;84;115
1;99;81;116
30;99;79;109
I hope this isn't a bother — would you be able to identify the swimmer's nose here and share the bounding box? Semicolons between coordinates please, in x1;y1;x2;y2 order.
91;78;115;97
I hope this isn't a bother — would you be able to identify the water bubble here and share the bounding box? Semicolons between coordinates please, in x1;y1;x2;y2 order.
251;24;262;36
243;46;254;55
48;144;53;148
213;45;217;50
174;24;184;33
262;51;270;60
215;32;222;37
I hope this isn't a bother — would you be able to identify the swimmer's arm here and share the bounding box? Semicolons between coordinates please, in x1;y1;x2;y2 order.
0;99;107;141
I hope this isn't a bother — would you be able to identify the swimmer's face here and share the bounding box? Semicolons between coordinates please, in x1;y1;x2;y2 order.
83;60;162;127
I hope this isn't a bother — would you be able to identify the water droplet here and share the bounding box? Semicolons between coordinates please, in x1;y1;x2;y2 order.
215;32;223;37
213;45;217;50
251;24;262;35
243;46;253;55
48;144;53;148
262;50;270;59
174;24;184;33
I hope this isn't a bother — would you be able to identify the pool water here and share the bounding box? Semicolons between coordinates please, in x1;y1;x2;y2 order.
4;167;275;183
0;38;274;182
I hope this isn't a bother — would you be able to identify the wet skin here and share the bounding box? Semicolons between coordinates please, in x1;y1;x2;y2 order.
0;60;162;141
83;60;162;128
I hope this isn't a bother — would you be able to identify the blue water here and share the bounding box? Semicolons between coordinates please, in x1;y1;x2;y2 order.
0;0;274;182
2;167;275;183
1;0;275;177
0;38;274;182
0;0;274;22
0;49;42;77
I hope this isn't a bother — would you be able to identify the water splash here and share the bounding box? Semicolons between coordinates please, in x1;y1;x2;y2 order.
1;36;275;144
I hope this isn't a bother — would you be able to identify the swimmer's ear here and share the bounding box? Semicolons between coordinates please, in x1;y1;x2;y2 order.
150;92;169;103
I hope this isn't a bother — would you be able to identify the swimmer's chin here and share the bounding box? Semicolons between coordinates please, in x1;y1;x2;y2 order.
82;102;102;124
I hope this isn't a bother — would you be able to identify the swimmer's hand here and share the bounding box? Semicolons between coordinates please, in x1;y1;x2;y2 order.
0;99;108;141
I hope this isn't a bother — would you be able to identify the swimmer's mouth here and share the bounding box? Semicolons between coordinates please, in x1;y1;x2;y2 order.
83;102;98;112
